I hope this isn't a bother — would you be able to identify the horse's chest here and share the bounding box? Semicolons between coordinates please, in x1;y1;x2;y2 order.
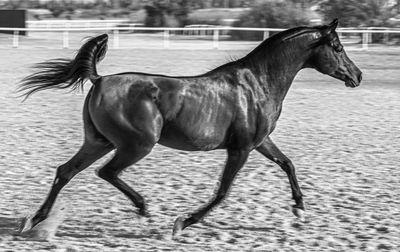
253;103;282;144
232;92;282;148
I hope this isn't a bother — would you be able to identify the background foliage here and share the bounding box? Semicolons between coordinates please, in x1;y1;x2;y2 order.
317;0;398;27
0;0;399;29
231;1;311;40
143;0;194;27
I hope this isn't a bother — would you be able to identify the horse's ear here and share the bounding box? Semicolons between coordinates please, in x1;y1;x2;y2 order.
321;18;338;36
329;18;339;30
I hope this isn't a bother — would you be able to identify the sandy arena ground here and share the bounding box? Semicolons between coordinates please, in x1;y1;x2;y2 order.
0;40;399;251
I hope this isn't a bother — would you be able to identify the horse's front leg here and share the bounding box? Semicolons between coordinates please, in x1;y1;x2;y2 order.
173;148;249;236
256;136;305;219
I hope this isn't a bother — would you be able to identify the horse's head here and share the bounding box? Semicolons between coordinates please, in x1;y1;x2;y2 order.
307;19;362;88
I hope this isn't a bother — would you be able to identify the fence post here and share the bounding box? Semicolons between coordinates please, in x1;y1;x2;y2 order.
383;31;389;44
62;23;70;49
62;31;69;48
263;30;269;40
113;29;119;49
362;32;368;50
13;30;19;48
213;29;219;49
163;30;170;49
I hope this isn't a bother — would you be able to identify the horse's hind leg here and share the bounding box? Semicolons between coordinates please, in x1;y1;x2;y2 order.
256;136;305;219
97;145;153;216
20;139;113;232
20;93;114;232
90;86;163;217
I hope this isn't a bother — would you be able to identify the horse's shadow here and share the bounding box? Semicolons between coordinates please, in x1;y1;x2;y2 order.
0;216;23;237
201;219;306;232
0;214;158;241
202;220;276;232
0;216;59;241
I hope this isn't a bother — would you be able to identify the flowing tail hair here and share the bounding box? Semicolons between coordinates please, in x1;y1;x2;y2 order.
18;34;109;100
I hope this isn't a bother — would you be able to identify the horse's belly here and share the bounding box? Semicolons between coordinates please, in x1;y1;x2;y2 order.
158;122;228;151
156;80;235;151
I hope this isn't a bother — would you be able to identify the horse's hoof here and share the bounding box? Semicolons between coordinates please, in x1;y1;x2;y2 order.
172;216;185;238
136;212;151;228
291;206;306;222
19;216;33;233
139;207;152;218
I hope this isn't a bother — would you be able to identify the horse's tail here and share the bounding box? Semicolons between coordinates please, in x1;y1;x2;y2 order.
18;34;109;100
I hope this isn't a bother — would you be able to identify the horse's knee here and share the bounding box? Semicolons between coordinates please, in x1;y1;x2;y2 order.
96;167;117;181
55;164;75;183
279;159;295;173
137;143;154;156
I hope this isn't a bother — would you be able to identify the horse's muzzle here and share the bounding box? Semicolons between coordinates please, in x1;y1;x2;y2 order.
345;71;362;88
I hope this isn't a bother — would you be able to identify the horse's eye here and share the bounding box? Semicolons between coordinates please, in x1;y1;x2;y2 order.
330;40;343;53
332;44;343;52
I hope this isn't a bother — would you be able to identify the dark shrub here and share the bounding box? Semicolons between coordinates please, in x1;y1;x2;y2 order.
231;2;310;41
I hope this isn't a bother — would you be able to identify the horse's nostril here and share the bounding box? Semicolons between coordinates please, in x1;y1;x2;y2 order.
358;72;363;82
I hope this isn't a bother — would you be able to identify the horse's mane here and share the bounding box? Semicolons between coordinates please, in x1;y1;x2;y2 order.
281;27;321;42
249;26;323;54
206;26;324;75
229;25;328;72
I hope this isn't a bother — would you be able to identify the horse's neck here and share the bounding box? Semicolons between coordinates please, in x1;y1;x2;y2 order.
246;42;311;103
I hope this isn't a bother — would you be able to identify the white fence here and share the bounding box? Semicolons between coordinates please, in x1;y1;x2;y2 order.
26;19;133;29
1;26;400;50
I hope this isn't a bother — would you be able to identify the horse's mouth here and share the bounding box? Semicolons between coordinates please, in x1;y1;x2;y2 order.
345;78;359;88
344;72;362;88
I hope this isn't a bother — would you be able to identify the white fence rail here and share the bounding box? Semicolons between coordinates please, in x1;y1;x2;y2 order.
1;26;400;50
27;19;132;29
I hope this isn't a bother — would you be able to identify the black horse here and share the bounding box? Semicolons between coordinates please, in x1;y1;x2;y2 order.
19;19;362;235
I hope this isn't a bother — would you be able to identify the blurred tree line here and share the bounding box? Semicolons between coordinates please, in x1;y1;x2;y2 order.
318;0;399;27
0;0;399;28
